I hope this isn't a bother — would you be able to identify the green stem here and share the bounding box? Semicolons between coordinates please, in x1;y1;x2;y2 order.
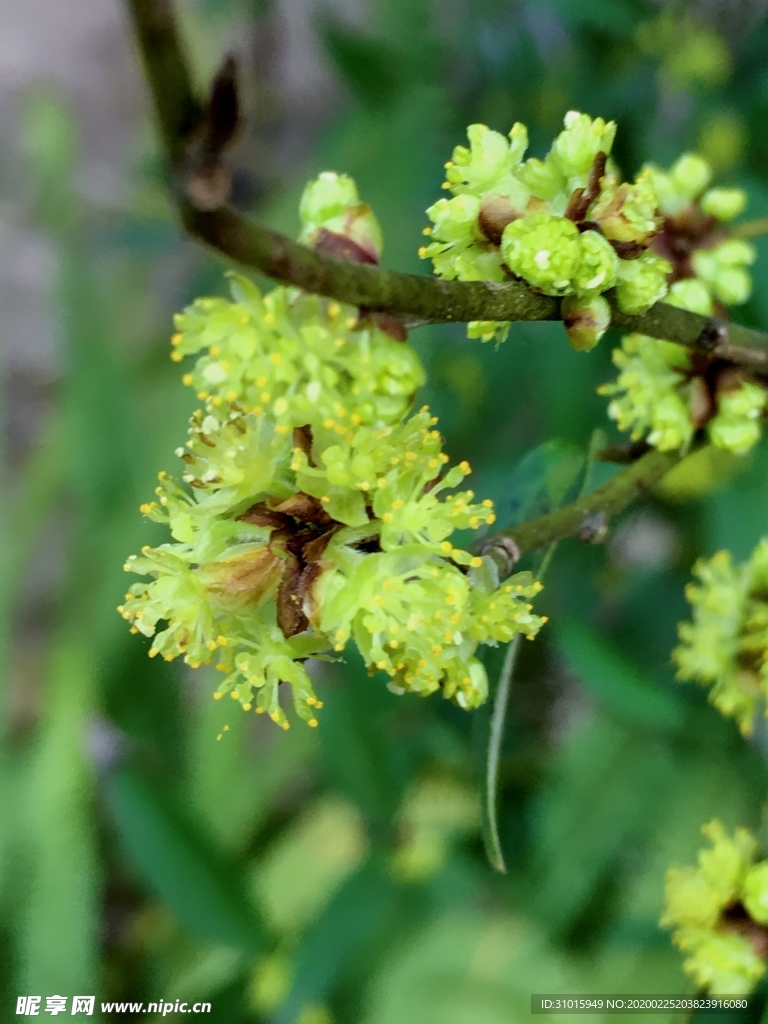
484;635;521;874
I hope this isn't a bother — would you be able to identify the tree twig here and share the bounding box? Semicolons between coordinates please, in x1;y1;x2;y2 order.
124;0;768;369
478;445;686;560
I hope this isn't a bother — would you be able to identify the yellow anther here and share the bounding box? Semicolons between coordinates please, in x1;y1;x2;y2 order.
276;425;290;434
328;301;340;317
217;635;228;646
321;495;330;504
459;460;471;473
422;226;432;236
440;541;453;553
265;313;276;325
181;373;193;387
487;513;496;524
469;517;479;529
382;512;394;523
268;352;281;364
377;477;388;488
230;691;239;699
308;718;319;728
441;180;451;189
482;499;494;508
243;703;253;711
213;692;223;700
418;246;427;258
470;556;483;568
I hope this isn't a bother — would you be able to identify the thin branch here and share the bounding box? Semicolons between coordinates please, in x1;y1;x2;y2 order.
478;445;685;560
124;0;768;370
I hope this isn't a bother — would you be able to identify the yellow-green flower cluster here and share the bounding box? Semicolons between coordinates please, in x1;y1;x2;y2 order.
602;155;765;456
120;176;546;728
420;111;668;346
173;276;424;434
662;820;768;994
120;402;545;726
674;541;768;735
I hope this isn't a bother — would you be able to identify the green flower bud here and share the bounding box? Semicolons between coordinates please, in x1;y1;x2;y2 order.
708;380;767;456
692;239;756;306
501;212;581;295
701;187;747;222
588;171;660;244
299;172;383;263
572;229;619;295
614;250;670;314
549;110;616;182
667;278;714;316
670;153;712;199
562;294;611;352
644;154;713;217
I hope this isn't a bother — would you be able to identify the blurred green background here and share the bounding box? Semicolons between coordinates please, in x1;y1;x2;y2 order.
5;1;768;1021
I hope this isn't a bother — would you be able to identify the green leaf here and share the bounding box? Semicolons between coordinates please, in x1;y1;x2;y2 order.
104;764;265;952
504;439;586;529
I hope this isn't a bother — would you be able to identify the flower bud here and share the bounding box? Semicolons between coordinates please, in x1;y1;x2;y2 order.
562;294;610;352
299;172;383;263
550;111;616;181
614;251;670;313
572;230;619;295
701;187;747;221
501;212;581;295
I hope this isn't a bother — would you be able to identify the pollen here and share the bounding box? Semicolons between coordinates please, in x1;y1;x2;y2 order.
459;460;471;473
170;332;182;346
482;499;494;508
182;373;193;386
243;703;253;711
487;513;496;524
418;246;428;258
440;541;453;553
470;556;483;568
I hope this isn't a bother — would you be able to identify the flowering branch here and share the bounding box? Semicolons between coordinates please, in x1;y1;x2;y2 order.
124;0;768;370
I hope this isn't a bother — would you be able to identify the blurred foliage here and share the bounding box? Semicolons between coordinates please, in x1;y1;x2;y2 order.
5;1;768;1021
